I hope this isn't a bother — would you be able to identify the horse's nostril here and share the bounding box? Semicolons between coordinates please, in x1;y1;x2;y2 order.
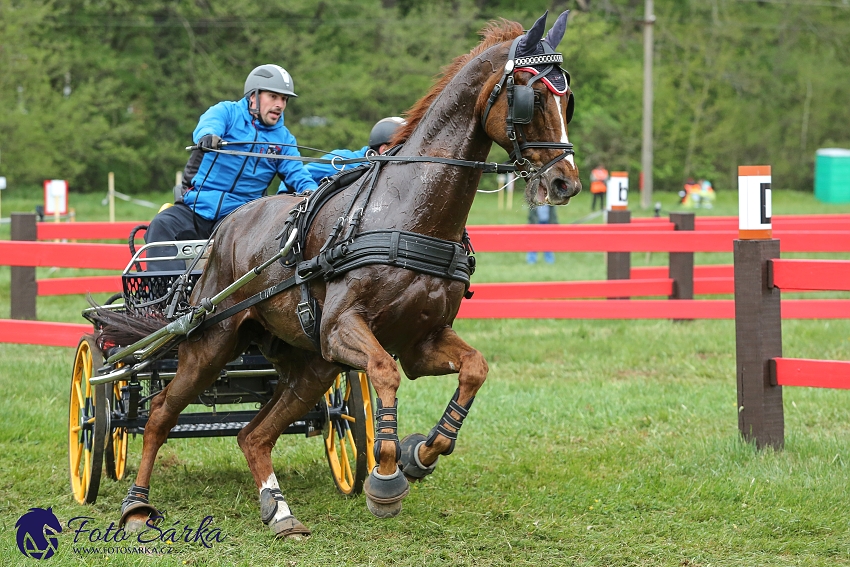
553;178;580;197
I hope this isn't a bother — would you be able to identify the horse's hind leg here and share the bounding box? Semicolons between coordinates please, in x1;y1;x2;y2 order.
120;329;244;530
323;313;409;518
237;345;340;539
396;326;488;480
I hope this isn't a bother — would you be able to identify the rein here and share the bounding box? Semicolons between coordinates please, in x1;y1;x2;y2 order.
196;147;519;175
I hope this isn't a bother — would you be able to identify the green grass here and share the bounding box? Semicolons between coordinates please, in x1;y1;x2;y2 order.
2;188;850;565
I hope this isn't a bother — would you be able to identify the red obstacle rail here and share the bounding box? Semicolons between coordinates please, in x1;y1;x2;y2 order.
457;298;850;319
470;278;672;300
456;299;737;319
0;241;129;269
770;259;850;292
632;264;734;279
466;228;850;253
770;358;850;389
471;223;676;231
0;320;91;348
36;222;147;241
38;276;122;296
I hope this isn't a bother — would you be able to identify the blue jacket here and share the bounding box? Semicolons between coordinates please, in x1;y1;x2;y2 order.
304;146;369;184
183;98;318;221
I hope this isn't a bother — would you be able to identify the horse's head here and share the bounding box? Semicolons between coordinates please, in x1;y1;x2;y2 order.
479;11;581;206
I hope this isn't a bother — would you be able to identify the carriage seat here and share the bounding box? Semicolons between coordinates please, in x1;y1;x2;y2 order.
122;239;210;318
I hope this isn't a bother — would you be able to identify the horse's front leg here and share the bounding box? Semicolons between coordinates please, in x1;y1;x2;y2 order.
237;349;338;540
396;325;488;481
322;312;410;518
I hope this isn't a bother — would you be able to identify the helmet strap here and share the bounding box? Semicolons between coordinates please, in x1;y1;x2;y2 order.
247;89;260;117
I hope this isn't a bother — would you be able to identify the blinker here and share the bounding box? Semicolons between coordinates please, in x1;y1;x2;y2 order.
512;85;535;125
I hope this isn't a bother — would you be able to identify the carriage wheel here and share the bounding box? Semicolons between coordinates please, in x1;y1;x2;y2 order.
68;336;107;504
323;371;376;495
105;380;129;480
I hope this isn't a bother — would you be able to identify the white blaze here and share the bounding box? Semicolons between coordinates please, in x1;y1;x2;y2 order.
553;97;575;167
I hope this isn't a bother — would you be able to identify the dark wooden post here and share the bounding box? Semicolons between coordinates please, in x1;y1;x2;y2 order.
11;213;37;320
606;210;630;299
669;212;694;322
733;239;783;449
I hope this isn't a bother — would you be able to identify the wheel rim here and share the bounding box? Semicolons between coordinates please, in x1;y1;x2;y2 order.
105;380;128;481
68;337;105;504
323;371;374;495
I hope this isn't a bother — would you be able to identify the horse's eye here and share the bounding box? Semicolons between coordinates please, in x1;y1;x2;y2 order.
534;91;543;108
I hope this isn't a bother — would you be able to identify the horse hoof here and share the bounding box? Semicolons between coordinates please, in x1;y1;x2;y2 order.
269;516;311;540
363;466;409;519
366;496;403;518
399;433;438;481
119;501;161;532
121;509;161;532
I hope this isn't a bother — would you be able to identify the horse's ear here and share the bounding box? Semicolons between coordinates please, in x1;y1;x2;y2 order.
545;10;570;49
517;10;548;55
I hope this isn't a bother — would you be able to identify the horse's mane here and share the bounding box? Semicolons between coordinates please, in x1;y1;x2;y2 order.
391;19;524;144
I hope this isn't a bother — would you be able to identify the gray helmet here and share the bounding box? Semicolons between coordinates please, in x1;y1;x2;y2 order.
368;117;405;149
243;64;297;99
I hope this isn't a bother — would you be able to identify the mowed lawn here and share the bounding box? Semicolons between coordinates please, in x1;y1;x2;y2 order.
1;187;850;566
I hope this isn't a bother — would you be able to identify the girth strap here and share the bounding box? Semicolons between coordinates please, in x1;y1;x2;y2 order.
296;230;475;287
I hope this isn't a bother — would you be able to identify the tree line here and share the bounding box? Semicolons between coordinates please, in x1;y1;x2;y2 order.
1;0;848;199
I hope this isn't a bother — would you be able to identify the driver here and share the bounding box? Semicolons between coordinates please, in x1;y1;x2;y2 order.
145;64;319;271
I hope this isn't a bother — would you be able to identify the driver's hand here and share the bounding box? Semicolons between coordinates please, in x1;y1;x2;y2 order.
198;134;223;151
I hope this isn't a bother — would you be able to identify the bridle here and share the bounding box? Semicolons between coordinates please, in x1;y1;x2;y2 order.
480;36;576;183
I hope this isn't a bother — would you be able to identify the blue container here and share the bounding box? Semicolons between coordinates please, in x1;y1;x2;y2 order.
815;148;850;203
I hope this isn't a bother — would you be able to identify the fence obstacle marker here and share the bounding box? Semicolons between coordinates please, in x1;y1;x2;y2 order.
733;165;784;449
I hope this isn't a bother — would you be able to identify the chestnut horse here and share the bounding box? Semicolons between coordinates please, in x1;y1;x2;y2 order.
117;11;580;537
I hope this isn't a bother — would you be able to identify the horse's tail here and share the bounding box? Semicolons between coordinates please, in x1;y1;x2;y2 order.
86;296;168;348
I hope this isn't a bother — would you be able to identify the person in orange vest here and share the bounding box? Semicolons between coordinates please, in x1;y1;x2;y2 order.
590;164;609;211
680;177;702;208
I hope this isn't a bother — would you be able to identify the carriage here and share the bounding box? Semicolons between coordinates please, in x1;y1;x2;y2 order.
68;235;376;505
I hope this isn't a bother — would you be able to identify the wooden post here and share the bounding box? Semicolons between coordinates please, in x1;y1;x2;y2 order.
606;209;631;299
108;171;115;223
734;239;783;449
734;164;782;449
668;212;694;321
10;213;37;320
506;172;514;211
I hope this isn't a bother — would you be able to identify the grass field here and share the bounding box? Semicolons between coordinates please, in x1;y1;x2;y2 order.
2;186;850;566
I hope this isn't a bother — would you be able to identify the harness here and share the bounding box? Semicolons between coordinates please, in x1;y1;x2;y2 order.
188;39;574;349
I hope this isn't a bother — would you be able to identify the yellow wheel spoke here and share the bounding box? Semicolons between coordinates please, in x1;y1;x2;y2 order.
74;381;84;408
70;425;81;434
339;441;353;485
71;443;82;472
340;414;356;423
83;448;91;487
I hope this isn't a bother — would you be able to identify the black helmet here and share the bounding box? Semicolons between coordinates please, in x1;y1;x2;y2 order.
368;117;405;150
